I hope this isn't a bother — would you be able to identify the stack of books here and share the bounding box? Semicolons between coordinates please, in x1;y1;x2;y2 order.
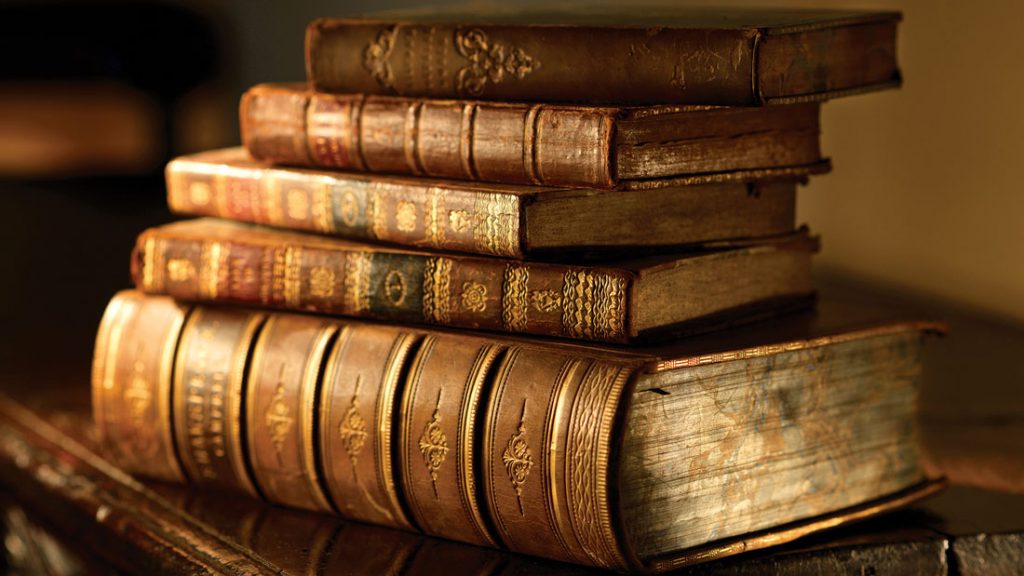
91;9;946;572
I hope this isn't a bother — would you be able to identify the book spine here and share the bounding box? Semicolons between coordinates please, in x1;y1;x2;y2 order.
92;291;189;483
166;157;527;258
172;307;266;497
132;228;635;343
319;323;419;529
241;86;617;188
245;313;339;512
306;20;758;105
398;334;503;547
92;292;640;569
482;346;635;571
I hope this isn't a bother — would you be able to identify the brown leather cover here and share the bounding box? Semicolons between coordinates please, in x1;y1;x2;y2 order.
91;290;188;483
245;313;338;511
399;334;502;546
172;307;265;496
305;10;900;105
240;84;824;189
319;323;417;529
88;290;946;572
166;148;804;259
130;219;815;343
482;347;635;570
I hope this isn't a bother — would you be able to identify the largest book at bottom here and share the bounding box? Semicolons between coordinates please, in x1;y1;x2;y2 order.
92;290;944;573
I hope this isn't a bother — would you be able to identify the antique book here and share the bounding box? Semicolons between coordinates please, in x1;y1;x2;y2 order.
167;148;802;258
306;8;901;106
240;84;827;189
90;290;944;572
130;219;816;343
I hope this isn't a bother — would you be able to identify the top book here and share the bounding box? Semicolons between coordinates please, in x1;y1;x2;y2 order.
306;7;901;106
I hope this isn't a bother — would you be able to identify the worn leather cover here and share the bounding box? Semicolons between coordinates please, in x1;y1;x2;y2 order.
130;219;815;343
319;323;417;529
245;313;338;511
172;306;265;496
89;290;946;572
240;84;824;189
91;290;187;483
305;9;900;105
167;148;804;259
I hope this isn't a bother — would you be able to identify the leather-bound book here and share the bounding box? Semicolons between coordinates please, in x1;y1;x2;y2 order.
167;148;801;259
305;8;900;106
91;290;945;572
131;219;816;343
239;84;827;189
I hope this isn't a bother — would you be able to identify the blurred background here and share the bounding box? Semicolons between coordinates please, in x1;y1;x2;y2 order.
0;0;1021;379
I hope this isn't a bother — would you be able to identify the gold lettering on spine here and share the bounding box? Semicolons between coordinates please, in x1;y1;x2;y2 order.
454;29;539;97
283;246;303;308
422;257;452;324
343;252;372;314
566;363;631;570
419;390;449;499
503;400;533;516
312;182;334;233
474;193;518;257
501;265;529;332
561;271;627;341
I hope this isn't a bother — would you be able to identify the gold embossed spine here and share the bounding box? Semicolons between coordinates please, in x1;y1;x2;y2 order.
91;291;188;483
319;324;418;529
399;335;502;547
135;220;642;342
482;347;632;569
172;307;265;497
167;150;527;258
245;314;337;511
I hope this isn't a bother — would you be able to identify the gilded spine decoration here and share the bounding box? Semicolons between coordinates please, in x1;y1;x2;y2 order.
338;377;368;472
561;271;627;341
343;253;372;314
422;257;453;324
454;29;539;96
475;193;519;257
501;265;530;332
363;27;398;90
419;391;449;499
502;400;534;516
565;363;631;569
